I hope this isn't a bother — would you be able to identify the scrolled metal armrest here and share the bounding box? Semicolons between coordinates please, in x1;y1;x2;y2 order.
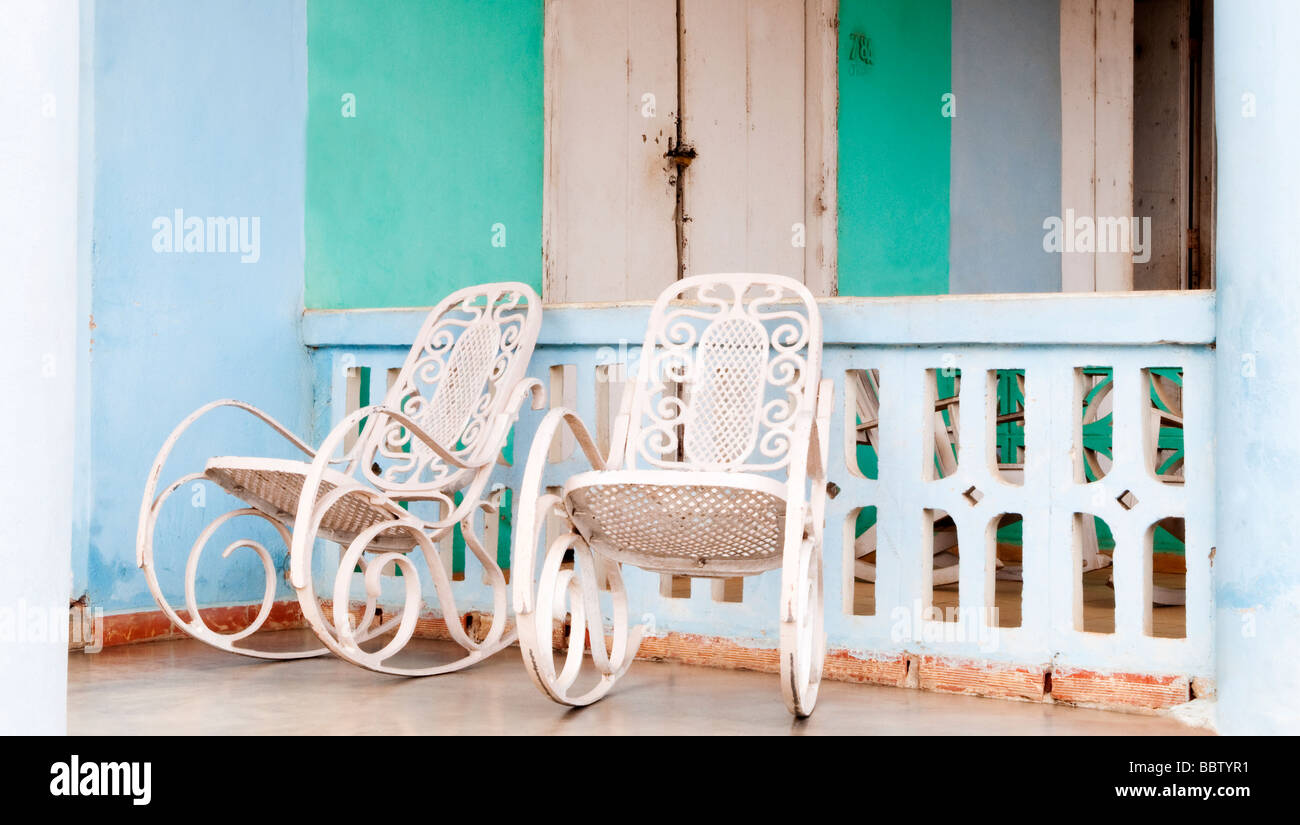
515;377;547;412
137;399;315;568
511;407;608;616
330;404;473;476
287;404;469;588
779;378;832;624
806;378;834;482
485;377;546;467
532;407;609;473
785;377;834;497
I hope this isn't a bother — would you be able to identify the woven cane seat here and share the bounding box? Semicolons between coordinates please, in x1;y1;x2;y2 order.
205;457;417;552
563;470;789;576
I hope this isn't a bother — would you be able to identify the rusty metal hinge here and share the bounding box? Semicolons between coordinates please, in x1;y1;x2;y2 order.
665;139;697;168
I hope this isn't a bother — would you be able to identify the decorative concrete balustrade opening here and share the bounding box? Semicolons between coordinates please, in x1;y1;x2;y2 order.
301;291;1215;710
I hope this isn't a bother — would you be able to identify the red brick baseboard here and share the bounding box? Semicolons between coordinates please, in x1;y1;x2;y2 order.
1049;666;1192;709
101;601;307;648
93;603;1201;711
918;655;1049;701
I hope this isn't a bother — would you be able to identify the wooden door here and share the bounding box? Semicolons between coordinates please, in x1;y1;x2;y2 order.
1060;0;1214;292
544;0;836;302
542;0;679;303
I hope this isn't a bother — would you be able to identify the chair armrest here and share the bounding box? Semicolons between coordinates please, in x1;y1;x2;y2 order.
288;405;468;587
518;376;547;411
487;377;546;467
332;404;472;472
511;407;607;616
807;378;834;482
137;399;315;568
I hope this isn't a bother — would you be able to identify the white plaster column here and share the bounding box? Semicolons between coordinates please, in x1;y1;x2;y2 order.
0;0;83;734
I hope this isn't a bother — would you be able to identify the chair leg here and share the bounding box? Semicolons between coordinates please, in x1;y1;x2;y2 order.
293;515;515;677
516;523;643;707
138;501;329;660
780;539;826;717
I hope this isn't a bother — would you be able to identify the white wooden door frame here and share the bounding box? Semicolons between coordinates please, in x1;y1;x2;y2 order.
1060;0;1135;293
542;0;838;301
804;0;838;297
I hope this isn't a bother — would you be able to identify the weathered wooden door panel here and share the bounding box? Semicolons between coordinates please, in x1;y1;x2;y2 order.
680;0;807;280
1133;0;1190;290
545;0;834;302
1061;0;1135;292
544;0;679;302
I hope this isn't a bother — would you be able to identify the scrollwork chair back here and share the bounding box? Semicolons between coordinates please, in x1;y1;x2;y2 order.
623;274;822;474
355;282;542;492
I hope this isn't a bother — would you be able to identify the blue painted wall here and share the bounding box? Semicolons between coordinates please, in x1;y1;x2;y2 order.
84;0;310;613
949;0;1062;294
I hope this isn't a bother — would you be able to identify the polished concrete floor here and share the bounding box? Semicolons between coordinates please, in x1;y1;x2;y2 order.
68;632;1205;735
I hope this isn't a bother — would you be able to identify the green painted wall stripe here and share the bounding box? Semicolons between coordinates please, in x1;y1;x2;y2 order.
837;0;952;297
306;0;543;309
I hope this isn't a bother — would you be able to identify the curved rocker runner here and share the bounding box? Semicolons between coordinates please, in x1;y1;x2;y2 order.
138;282;544;674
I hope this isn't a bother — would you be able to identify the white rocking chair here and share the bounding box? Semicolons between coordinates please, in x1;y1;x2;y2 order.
512;274;831;717
137;282;544;675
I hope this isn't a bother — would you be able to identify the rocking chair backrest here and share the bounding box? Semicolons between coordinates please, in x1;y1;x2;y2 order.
358;282;542;492
623;273;822;473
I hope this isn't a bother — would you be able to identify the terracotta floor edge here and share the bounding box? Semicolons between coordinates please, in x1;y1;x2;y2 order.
89;604;1208;719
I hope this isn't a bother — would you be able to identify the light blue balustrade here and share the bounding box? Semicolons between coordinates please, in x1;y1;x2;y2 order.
303;290;1216;682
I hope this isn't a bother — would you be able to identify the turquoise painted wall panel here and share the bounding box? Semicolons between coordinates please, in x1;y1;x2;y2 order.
306;0;543;309
837;0;951;297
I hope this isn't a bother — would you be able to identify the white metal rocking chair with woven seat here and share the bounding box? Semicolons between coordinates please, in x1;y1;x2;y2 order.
512;273;831;717
137;282;544;675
